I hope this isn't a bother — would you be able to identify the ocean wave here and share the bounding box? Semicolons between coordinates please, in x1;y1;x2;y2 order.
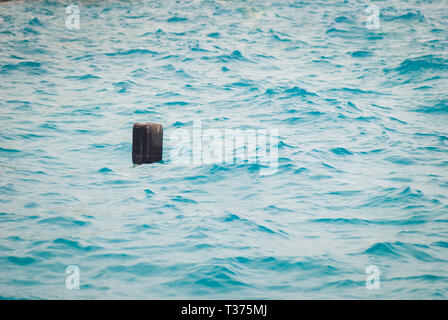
363;241;445;262
1;0;448;299
386;55;448;74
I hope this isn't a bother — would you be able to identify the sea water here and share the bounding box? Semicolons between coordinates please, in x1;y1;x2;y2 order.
0;0;447;299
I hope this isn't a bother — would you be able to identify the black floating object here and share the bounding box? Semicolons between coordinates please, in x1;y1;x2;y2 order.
132;122;163;164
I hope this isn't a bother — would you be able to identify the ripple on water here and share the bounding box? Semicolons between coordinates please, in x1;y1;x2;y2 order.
1;0;447;299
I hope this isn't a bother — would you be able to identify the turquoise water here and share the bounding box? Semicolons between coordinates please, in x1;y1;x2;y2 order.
1;0;448;299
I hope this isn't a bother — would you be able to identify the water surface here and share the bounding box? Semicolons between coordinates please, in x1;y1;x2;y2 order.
0;0;447;299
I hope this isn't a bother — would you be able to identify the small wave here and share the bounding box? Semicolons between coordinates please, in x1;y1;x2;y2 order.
220;213;244;222
167;16;188;23
28;17;43;27
390;274;448;284
6;256;38;266
216;50;248;63
326;28;348;35
65;74;101;80
384;155;415;165
356;186;437;209
265;86;317;98
263;205;294;213
164;263;250;293
383;11;425;22
0;61;43;74
86;253;136;261
0;147;21;153
113;80;136;93
51;238;102;252
330;147;353;156
349;50;373;58
233;256;340;276
272;34;291;42
164;101;189;106
171;195;197;204
328;87;382;95
95;262;160;279
105;48;157;56
414;100;448;114
334;16;354;24
433;242;448;248
310;218;371;225
386;55;448;74
207;32;220;38
38;216;89;227
363;241;444;262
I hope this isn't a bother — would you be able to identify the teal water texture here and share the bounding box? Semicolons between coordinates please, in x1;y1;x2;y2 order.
0;0;448;299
